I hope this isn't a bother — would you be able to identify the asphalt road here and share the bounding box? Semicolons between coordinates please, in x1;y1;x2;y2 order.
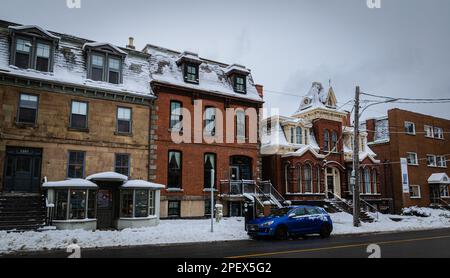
3;228;450;258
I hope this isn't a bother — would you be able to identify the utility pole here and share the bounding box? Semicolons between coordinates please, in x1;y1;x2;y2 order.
210;169;215;232
352;86;361;227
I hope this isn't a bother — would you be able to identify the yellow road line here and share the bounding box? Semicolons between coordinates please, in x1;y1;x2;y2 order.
227;235;450;258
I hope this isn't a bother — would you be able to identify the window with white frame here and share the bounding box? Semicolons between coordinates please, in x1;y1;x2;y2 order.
437;156;447;168
236;110;246;140
406;152;418;165
424;125;434;138
364;168;371;194
117;107;132;134
54;189;97;220
304;164;312;193
404;121;416;135
204;107;216;136
120;189;156;218
18;93;38;124
296;127;303;144
434;127;444;139
427;155;437;167
70;101;88;129
290;127;295;143
442;185;449;197
372;170;378;194
409;185;421;198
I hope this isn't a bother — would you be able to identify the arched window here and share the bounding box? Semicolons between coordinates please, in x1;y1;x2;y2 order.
296;127;303;144
364;168;371;194
372;170;378;194
331;131;338;151
284;164;291;193
324;130;330;151
296;165;302;193
316;167;321;193
304;164;312;193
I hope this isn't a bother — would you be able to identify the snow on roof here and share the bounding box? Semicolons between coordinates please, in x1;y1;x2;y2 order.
145;45;263;102
261;123;291;154
86;172;128;182
9;25;60;40
282;145;325;159
428;173;450;184
176;51;203;65
121;180;165;189
82;42;127;55
0;25;152;98
293;82;342;116
224;64;250;75
42;179;98;188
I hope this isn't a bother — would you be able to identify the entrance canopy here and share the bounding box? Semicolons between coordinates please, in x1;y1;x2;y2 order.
43;179;98;188
428;173;450;184
86;172;128;182
122;180;165;189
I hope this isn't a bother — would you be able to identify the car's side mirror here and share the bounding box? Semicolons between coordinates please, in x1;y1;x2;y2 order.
288;213;296;218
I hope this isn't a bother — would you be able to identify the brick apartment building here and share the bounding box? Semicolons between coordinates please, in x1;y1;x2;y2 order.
366;109;450;213
143;45;264;218
261;82;391;214
0;20;163;230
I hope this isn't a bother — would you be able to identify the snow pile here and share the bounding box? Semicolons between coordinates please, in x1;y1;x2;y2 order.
0;218;247;254
402;206;431;217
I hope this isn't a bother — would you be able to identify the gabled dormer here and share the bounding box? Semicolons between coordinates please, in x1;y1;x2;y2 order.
176;51;202;84
325;86;337;108
224;64;250;94
83;42;127;84
9;25;60;72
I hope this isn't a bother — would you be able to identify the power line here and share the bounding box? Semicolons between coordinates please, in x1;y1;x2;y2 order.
360;154;450;167
361;92;450;102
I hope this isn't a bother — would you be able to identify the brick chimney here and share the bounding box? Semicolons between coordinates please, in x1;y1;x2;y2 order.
365;119;376;142
126;37;135;50
255;84;264;99
343;110;352;127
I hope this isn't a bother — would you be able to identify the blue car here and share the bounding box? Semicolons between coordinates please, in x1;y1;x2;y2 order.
247;206;333;239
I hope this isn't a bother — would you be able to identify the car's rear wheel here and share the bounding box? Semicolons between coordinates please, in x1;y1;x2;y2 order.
275;225;288;240
319;223;332;238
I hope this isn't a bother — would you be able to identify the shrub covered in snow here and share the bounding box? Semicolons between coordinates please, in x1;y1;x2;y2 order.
402;206;431;217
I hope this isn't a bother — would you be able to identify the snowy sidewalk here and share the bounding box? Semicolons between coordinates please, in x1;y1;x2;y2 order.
1;208;450;254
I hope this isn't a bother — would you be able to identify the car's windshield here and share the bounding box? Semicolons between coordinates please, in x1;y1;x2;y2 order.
269;208;292;217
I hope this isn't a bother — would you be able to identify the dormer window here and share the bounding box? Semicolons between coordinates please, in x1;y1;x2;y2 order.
83;42;126;84
9;25;59;72
185;63;199;84
234;75;246;93
225;64;250;94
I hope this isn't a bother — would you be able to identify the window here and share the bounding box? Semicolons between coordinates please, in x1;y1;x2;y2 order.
406;152;418;165
115;154;130;176
117;107;132;134
324;130;330;151
35;42;50;72
404;121;416;135
266;118;272;135
296;165;302;193
236;110;246;139
67;151;85;178
184;64;198;83
331;131;338;151
437;156;447;168
424;125;434;138
434;127;444;139
372;170;378;194
70;101;88;129
234;75;246;93
290;127;295;143
409;185;421;198
364;168;371;194
120;190;133;218
17;93;38;124
54;189;97;220
204;153;216;189
168;151;182;189
305;129;309;145
168;200;181;217
442;185;450;197
427;155;437;167
204;107;216;136
134;190;149;218
120;189;156;218
14;38;31;69
91;54;105;81
304;165;312;193
108;57;121;84
296;127;303;144
170;101;183;130
204;199;215;216
317;167;321;193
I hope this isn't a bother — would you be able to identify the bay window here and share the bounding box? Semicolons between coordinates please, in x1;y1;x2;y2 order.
120;189;156;218
54;189;97;220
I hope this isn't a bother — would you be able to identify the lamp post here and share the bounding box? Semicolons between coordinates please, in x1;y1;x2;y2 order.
211;169;215;233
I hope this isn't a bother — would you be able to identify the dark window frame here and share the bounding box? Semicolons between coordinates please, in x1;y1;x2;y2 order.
169;100;183;130
183;63;199;84
116;106;132;135
168;200;181;217
67;150;86;179
34;40;52;72
324;129;330;151
204;106;216;136
168;150;182;189
115;153;131;176
16;93;39;125
204;153;217;189
69;100;89;130
233;75;247;94
87;51;123;84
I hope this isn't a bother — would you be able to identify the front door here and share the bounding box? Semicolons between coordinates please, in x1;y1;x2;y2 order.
327;175;334;199
3;147;42;193
430;185;441;205
229;166;241;195
230;202;242;217
97;189;114;229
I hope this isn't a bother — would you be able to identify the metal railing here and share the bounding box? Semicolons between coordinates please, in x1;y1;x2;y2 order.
219;180;257;196
360;198;379;220
259;181;285;208
45;197;54;226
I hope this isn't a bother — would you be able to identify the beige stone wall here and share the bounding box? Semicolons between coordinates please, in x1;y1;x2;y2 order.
181;200;205;218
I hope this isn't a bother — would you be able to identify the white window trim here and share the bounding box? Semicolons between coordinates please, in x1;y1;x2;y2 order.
409;185;421;199
406;152;419;166
404;121;416;135
424;125;434;138
427;154;437;167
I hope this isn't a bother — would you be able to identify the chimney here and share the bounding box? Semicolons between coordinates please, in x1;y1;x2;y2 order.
127;37;135;50
255;84;264;99
343;110;352;127
366;119;376;143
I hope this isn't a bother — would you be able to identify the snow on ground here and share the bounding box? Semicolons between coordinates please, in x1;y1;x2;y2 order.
1;208;450;254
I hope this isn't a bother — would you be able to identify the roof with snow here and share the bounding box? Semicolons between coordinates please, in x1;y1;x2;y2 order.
428;173;450;184
0;21;153;98
293;82;341;116
86;172;128;182
143;44;263;103
42;179;98;188
121;180;165;189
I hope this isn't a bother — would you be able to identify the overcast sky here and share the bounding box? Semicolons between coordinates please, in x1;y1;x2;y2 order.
1;0;449;120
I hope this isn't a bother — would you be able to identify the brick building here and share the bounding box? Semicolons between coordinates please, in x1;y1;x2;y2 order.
365;109;450;213
261;82;391;213
0;20;163;230
143;45;264;218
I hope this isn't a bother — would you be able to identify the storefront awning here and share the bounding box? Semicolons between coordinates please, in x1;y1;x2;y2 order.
428;173;450;184
42;179;98;188
86;172;128;182
121;180;165;189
